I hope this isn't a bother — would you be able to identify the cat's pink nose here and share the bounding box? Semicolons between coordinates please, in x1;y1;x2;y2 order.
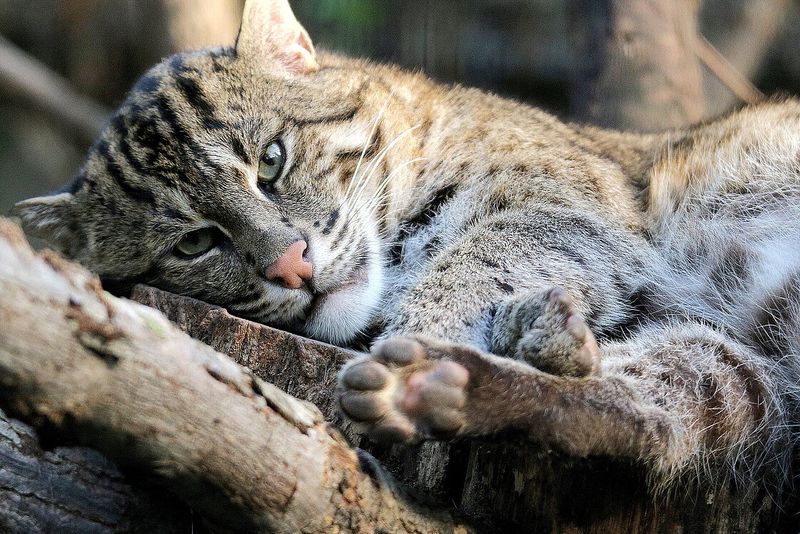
265;240;313;289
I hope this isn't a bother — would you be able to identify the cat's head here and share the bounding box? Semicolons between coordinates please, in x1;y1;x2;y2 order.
12;0;405;345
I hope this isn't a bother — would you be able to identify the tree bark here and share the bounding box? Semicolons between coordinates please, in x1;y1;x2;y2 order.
0;218;468;533
568;0;705;131
128;284;355;425
0;409;191;533
131;286;794;532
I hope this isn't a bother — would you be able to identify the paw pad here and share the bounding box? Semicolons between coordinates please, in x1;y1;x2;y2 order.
337;337;470;442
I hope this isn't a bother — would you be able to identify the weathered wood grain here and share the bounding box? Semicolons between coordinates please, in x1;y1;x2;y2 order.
0;410;190;533
0;218;468;533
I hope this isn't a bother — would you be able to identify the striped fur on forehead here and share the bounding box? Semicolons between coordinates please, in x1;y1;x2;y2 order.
281;119;384;189
91;50;373;205
87;56;234;207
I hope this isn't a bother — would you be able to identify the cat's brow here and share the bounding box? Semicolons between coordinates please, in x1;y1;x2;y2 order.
173;73;226;131
230;136;252;166
206;143;253;176
95;139;157;204
324;122;377;157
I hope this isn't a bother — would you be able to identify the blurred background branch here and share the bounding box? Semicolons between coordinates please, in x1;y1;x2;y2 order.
694;34;764;106
0;34;110;144
699;0;789;115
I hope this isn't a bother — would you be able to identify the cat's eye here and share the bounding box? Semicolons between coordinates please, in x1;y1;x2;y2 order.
174;227;224;258
258;140;286;185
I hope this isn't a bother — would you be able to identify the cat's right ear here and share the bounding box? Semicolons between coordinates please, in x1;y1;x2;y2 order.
11;192;82;256
235;0;318;75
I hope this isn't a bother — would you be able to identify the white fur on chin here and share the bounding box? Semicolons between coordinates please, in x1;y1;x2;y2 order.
304;254;384;345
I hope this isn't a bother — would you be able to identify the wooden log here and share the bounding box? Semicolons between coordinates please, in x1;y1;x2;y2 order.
0;409;190;533
0;218;468;533
129;284;354;424
130;288;793;533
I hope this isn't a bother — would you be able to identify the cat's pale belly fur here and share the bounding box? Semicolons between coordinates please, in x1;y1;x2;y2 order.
13;0;800;503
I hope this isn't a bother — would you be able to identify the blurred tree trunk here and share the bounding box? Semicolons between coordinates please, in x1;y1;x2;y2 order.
162;0;242;51
699;0;788;116
568;0;705;131
568;0;787;130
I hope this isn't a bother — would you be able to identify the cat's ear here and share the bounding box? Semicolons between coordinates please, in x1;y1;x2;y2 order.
235;0;318;75
11;192;81;255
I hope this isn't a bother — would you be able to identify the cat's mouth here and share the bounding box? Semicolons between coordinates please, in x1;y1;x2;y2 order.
307;263;371;313
294;257;381;345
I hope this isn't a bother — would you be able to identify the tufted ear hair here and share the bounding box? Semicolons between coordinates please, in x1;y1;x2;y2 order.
235;0;318;75
11;192;82;256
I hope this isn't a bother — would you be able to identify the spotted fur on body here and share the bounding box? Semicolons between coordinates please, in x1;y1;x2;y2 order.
13;0;800;500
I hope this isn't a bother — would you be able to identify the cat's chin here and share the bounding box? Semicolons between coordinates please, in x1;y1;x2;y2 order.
302;261;383;346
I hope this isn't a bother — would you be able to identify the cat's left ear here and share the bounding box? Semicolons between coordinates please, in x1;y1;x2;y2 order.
11;192;82;256
235;0;318;75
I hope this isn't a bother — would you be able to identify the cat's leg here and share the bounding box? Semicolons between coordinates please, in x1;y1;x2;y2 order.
351;206;657;447
490;286;600;377
345;207;789;481
383;206;655;345
338;322;789;483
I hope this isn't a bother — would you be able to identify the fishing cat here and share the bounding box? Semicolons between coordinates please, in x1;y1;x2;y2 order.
12;0;800;500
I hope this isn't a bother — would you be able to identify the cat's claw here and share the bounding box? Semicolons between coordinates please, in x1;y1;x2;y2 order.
521;287;600;377
338;337;469;442
493;286;600;377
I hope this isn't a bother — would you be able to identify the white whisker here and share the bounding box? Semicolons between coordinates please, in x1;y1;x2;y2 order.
343;123;421;216
363;157;429;219
343;90;394;204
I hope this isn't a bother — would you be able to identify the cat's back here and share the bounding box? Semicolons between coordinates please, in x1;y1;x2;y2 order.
646;98;800;225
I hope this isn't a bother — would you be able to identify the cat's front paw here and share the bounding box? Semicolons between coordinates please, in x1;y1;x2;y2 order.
337;337;469;442
493;287;600;377
519;287;600;377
